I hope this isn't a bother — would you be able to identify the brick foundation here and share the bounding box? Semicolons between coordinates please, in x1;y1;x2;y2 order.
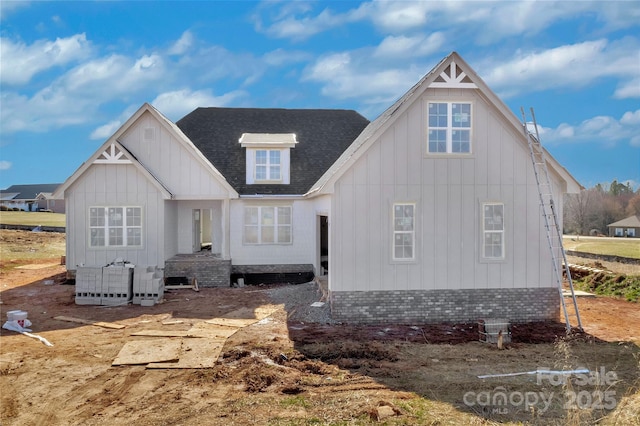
330;287;560;324
231;264;314;275
164;254;231;287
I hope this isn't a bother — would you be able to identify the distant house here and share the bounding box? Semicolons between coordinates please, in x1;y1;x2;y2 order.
0;184;64;213
54;52;581;323
608;215;640;237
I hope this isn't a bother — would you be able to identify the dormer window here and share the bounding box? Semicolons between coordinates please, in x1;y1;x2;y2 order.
255;150;281;181
240;133;297;185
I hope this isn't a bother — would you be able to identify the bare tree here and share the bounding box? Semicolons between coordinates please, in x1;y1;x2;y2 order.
564;188;601;235
626;192;640;216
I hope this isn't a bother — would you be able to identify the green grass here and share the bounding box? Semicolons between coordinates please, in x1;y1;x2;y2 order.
563;236;640;259
574;273;640;302
0;211;65;227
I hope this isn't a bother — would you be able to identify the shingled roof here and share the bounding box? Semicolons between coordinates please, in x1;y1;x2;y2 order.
0;183;61;200
176;108;369;195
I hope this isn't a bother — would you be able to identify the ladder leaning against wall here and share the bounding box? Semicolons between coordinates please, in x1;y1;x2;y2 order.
520;107;583;332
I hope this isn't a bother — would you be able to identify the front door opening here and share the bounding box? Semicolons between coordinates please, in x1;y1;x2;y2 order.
193;209;213;252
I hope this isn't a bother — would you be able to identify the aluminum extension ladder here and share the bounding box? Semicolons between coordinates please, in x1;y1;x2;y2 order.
520;107;583;332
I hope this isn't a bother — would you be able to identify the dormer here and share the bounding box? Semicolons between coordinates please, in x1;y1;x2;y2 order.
240;133;298;185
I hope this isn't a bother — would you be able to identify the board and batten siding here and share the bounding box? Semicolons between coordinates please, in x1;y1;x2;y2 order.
64;163;166;269
229;199;318;266
330;88;557;293
119;112;231;199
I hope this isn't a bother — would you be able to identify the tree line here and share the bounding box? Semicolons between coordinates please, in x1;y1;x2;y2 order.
563;180;640;235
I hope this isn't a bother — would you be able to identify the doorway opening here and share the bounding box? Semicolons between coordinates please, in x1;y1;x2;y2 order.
319;215;328;275
193;208;212;252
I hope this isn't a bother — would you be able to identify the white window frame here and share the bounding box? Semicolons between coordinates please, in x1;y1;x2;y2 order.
614;228;623;237
392;203;415;261
255;149;282;182
427;101;472;154
89;206;143;248
245;148;291;185
244;205;292;245
482;202;505;260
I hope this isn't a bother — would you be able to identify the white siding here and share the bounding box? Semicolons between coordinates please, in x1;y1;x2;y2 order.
119;112;231;198
229;199;318;266
65;163;166;269
331;88;562;293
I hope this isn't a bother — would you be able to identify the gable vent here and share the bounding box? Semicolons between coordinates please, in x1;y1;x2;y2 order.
429;61;477;89
144;127;155;141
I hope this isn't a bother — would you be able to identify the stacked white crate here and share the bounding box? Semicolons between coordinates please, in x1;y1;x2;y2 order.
75;267;103;305
101;266;134;306
132;266;164;305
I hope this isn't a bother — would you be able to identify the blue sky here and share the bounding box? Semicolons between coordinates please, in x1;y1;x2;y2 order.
1;1;639;190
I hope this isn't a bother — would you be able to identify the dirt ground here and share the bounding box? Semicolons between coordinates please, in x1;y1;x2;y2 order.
1;231;639;425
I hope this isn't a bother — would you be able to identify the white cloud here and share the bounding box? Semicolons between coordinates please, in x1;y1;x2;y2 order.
90;119;125;141
151;89;246;120
482;39;640;98
255;4;366;40
168;30;194;55
89;104;140;140
255;1;607;43
0;161;12;171
614;77;640;99
621;110;640;125
541;109;640;148
373;33;444;58
263;48;311;66
303;50;424;106
0;1;30;21
0;33;92;85
1;52;167;134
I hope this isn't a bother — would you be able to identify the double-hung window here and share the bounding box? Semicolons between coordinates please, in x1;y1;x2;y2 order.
393;203;415;261
244;206;292;244
482;203;504;259
89;206;142;247
428;102;472;153
255;150;281;181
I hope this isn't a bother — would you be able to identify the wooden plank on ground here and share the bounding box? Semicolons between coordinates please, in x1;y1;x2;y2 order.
54;315;125;330
147;338;225;369
112;339;182;366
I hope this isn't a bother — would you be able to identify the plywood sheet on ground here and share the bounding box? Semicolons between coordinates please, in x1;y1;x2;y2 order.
112;339;181;366
187;323;239;339
147;338;225;369
54;315;126;329
204;305;280;327
203;317;259;328
130;330;190;337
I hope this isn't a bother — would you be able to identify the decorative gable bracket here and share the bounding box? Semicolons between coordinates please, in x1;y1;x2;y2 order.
429;61;477;89
94;143;132;164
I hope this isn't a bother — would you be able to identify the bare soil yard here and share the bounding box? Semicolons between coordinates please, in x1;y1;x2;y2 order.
1;230;639;425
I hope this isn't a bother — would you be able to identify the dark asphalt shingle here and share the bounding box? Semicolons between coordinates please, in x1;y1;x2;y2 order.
176;108;369;195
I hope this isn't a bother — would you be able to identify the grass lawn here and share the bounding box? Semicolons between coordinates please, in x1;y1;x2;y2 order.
563;236;640;259
0;211;66;227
